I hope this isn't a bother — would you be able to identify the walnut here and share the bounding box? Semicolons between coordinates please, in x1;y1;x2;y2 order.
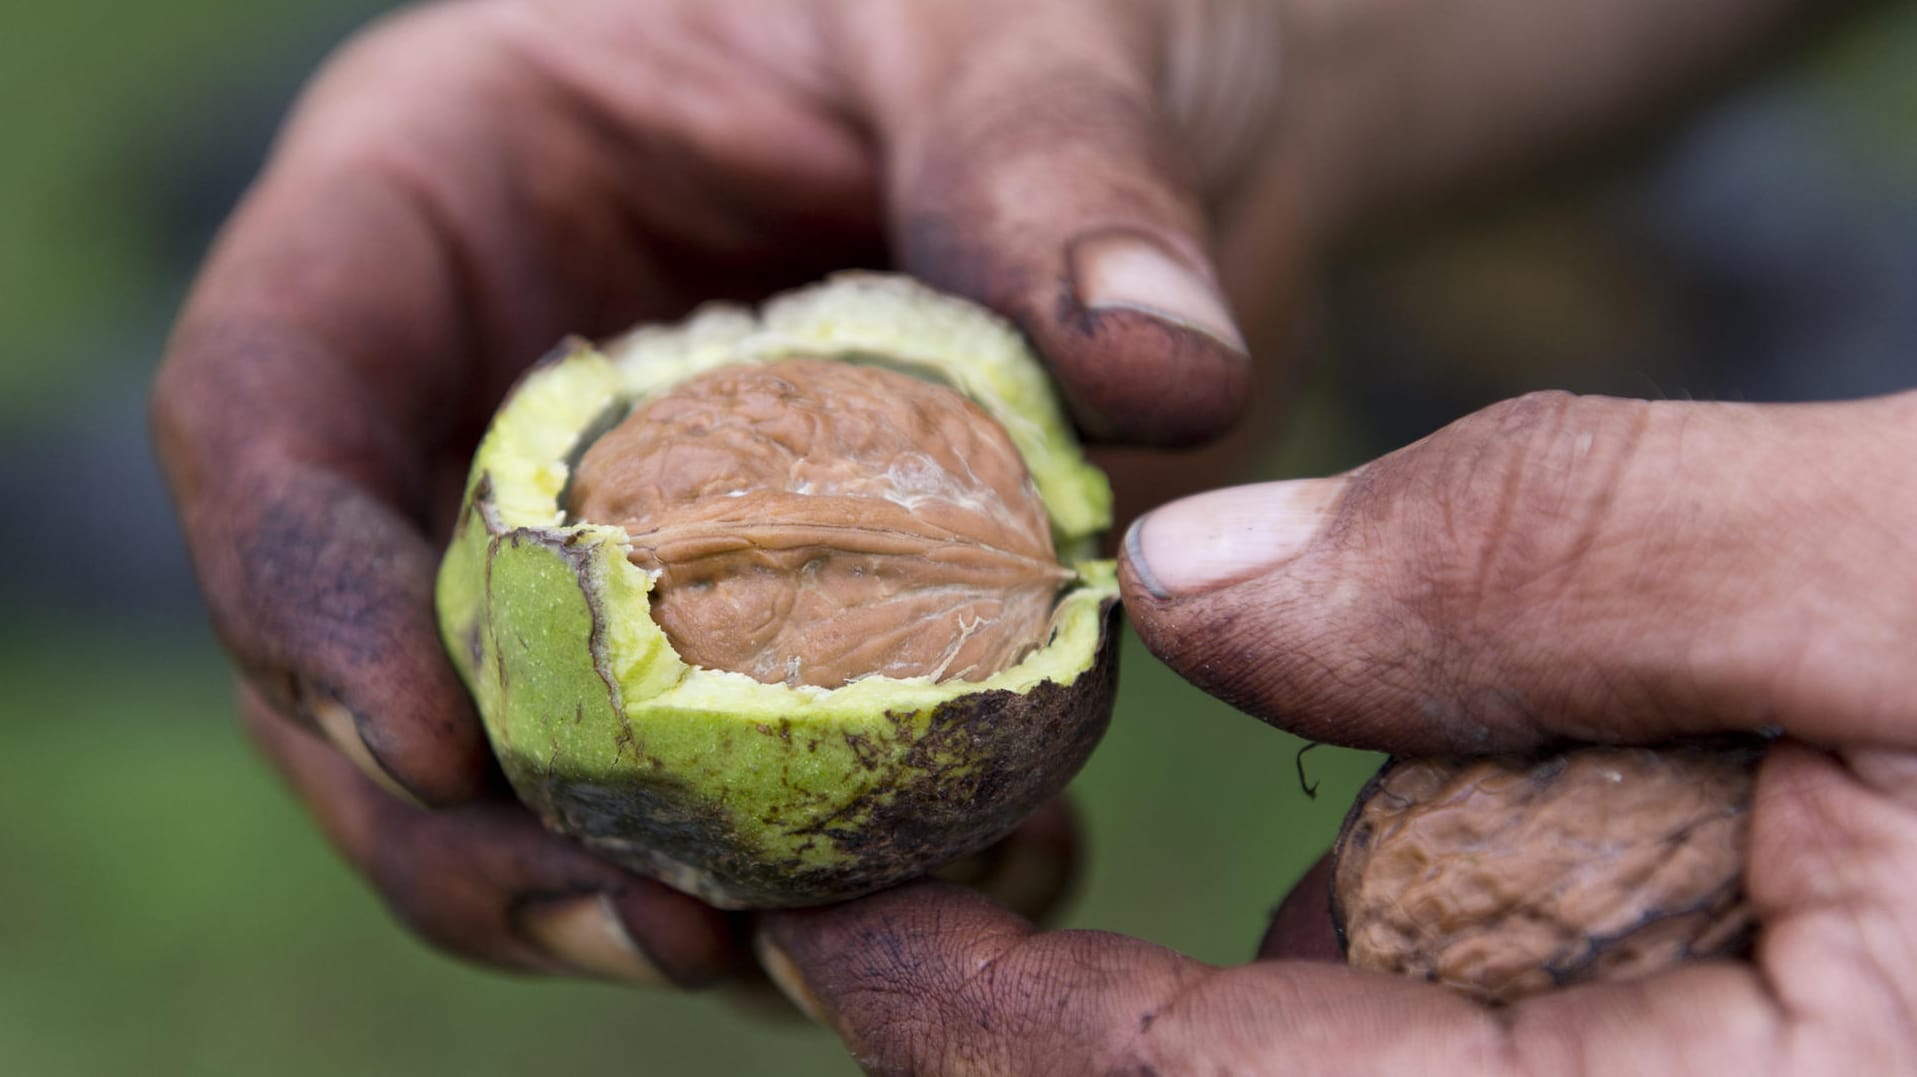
1331;742;1760;1003
568;358;1071;689
440;275;1120;908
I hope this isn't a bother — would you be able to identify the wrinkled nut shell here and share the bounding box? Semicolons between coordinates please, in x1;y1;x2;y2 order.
568;359;1069;689
1330;741;1762;1003
435;273;1120;908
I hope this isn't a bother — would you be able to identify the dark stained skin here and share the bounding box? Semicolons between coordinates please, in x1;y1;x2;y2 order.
763;389;1917;1071
148;0;1916;1070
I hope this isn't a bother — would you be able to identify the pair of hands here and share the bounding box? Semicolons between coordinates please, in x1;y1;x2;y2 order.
152;0;1917;1072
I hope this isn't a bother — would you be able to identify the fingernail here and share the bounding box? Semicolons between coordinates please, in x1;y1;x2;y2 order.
519;893;669;987
303;686;425;808
1073;230;1247;354
1126;477;1346;598
752;933;830;1025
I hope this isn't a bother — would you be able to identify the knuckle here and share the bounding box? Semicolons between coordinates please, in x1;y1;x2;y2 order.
317;2;482;87
1373;392;1654;731
1412;391;1649;619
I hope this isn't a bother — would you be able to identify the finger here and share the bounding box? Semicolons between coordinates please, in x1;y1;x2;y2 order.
164;446;489;806
151;6;691;803
151;9;553;803
831;1;1260;446
726;797;1082;1023
1258;854;1341;963
933;797;1080;925
1121;391;1917;754
240;683;745;986
757;880;1802;1075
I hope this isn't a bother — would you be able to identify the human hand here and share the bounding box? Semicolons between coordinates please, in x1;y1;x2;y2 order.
151;0;1277;986
758;390;1917;1072
152;0;1837;994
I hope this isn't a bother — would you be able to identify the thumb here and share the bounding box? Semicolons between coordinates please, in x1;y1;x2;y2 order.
834;1;1258;446
1121;390;1917;754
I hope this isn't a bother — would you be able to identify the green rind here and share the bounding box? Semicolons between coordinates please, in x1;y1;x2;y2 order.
436;274;1120;908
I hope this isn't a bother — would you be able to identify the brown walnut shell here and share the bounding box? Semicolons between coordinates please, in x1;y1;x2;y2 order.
569;359;1070;689
1330;741;1762;1003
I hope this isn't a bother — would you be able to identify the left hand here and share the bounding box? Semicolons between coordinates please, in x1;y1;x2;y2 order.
151;0;1276;988
758;389;1917;1074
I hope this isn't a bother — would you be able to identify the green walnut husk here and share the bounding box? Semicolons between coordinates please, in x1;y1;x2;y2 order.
436;273;1119;909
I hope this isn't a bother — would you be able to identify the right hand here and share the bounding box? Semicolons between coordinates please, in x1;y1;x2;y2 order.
757;389;1917;1074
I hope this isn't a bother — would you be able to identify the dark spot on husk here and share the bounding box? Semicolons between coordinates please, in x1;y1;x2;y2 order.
779;600;1119;905
508;599;1120;909
464;622;484;671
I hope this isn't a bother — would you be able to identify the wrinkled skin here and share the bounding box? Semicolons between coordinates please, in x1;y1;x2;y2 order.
150;0;1917;1071
764;390;1917;1073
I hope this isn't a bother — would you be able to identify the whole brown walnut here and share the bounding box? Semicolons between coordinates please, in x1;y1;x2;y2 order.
1330;741;1762;1004
568;358;1071;689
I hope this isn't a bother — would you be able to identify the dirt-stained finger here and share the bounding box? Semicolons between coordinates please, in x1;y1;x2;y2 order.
239;683;746;986
1257;854;1342;963
831;0;1261;447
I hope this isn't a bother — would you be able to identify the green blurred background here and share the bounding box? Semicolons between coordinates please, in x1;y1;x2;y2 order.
2;3;1914;1075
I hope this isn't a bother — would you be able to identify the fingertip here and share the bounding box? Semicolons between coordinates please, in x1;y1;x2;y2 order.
307;678;496;808
1040;302;1254;447
1120;478;1347;602
1258;854;1344;964
899;222;1253;445
934;796;1081;925
515;892;673;986
754;880;1038;1047
1041;229;1252;446
301;683;431;808
873;35;1255;447
354;697;497;809
758;880;1032;987
751;932;835;1027
205;462;497;808
602;885;749;989
517;886;747;990
1117;478;1350;717
1070;230;1246;354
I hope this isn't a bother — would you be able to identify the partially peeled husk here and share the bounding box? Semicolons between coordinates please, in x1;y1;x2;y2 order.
436;274;1119;908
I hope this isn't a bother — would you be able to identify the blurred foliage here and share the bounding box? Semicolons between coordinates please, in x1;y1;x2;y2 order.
0;0;390;420
1803;5;1917;181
